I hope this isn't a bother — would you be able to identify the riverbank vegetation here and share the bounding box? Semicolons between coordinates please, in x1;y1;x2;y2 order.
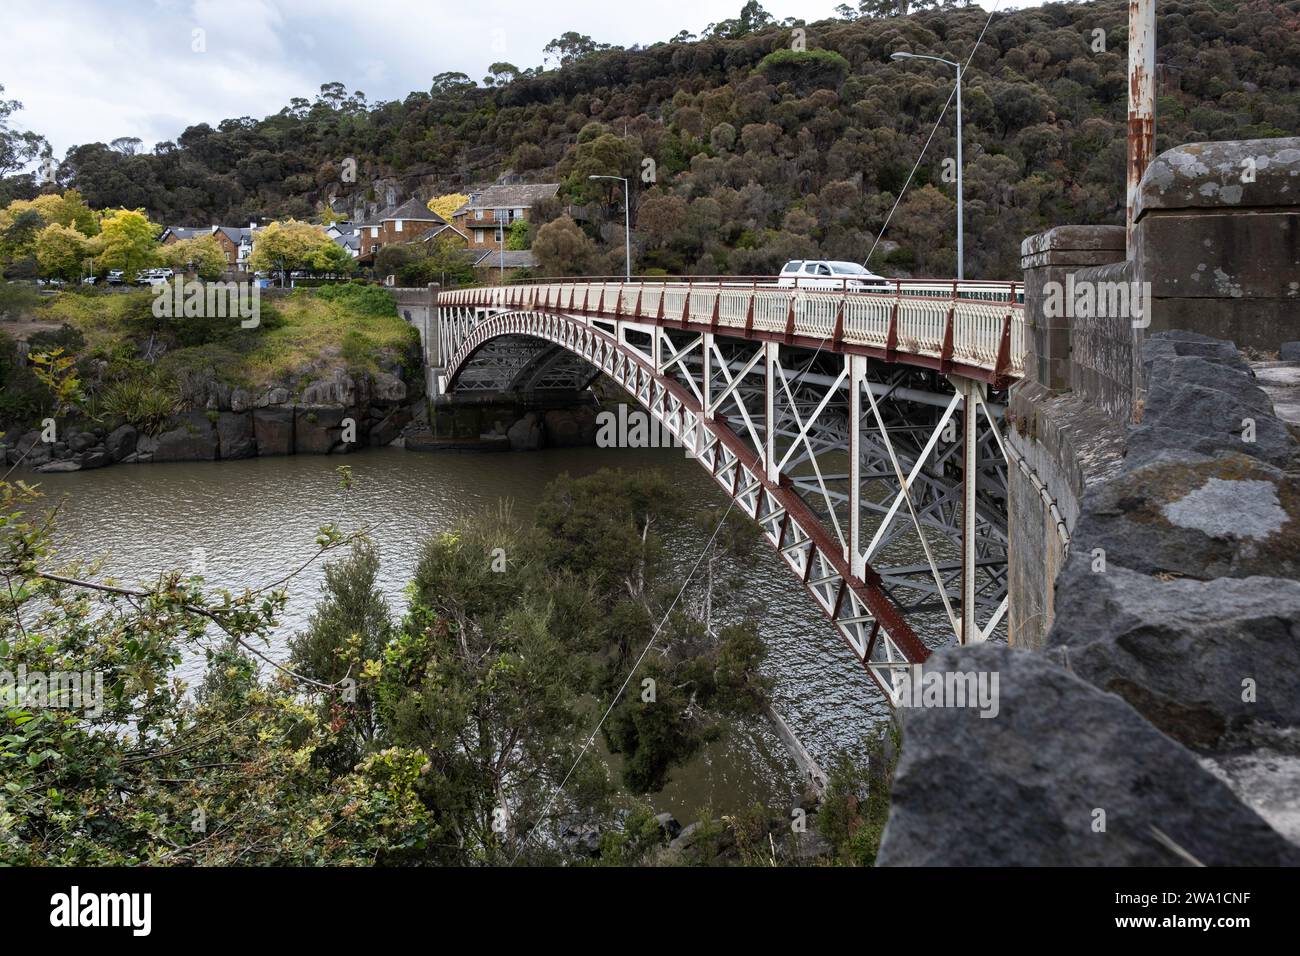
0;442;893;864
0;284;419;440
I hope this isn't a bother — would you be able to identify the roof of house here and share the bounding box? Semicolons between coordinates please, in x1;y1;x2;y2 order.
467;249;537;269
331;231;361;251
162;226;207;241
378;198;447;224
215;226;257;245
457;183;560;214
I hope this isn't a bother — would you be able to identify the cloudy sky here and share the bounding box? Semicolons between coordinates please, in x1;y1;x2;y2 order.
5;0;1034;161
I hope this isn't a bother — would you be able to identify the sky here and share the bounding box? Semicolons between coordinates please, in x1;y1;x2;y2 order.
4;0;1039;162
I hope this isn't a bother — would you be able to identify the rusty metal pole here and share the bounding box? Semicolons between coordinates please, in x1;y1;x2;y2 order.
1127;0;1156;253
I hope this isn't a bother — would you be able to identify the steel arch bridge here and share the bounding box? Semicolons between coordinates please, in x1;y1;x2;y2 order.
435;278;1025;704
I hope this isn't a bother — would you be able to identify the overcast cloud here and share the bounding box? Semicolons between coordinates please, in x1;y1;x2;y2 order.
6;0;1038;161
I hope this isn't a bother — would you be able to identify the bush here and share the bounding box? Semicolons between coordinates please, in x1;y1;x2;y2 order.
99;369;181;435
312;282;397;317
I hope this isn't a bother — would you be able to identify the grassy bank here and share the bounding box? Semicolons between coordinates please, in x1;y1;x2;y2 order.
1;283;420;435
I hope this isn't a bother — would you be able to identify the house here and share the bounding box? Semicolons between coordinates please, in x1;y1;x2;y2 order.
160;223;260;273
347;199;466;265
453;183;560;250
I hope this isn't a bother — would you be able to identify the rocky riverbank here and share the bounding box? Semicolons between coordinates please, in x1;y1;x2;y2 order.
3;368;423;471
878;331;1300;865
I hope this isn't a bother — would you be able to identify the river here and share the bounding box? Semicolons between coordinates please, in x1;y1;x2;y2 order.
33;445;894;820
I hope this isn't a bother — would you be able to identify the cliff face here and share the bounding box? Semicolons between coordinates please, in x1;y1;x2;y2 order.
878;331;1300;864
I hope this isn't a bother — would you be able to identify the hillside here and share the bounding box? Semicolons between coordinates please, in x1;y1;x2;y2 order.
16;0;1300;279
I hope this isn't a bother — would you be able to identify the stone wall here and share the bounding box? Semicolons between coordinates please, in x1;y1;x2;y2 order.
1132;137;1299;351
879;332;1300;864
393;284;441;366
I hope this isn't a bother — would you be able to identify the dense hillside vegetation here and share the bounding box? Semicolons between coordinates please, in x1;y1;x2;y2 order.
6;0;1299;279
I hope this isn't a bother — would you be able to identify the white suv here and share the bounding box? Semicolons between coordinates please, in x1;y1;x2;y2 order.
777;260;887;291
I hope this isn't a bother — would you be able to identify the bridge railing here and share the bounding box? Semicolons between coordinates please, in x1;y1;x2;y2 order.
439;277;1025;380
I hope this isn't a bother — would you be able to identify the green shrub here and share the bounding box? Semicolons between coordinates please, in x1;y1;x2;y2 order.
313;283;397;317
99;370;181;435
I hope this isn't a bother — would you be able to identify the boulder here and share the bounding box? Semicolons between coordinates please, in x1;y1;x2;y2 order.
507;412;543;451
653;812;682;843
68;431;96;453
216;412;256;460
105;424;137;462
368;405;412;446
371;371;407;403
34;459;81;473
1048;564;1300;750
152;413;219;462
876;644;1300;866
1281;341;1300;362
253;406;295;456
229;388;255;413
1069;451;1300;582
543;406;599;448
1129;334;1295;469
301;370;358;406
294;405;351;454
256;387;290;408
79;446;112;469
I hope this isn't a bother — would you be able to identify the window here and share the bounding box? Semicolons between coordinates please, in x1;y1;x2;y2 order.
370;226;378;238
515;207;524;218
475;210;484;220
394;219;403;233
781;261;803;273
816;264;832;276
475;230;484;243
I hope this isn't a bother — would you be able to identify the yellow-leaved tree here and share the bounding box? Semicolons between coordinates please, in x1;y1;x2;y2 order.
96;208;160;279
427;193;469;222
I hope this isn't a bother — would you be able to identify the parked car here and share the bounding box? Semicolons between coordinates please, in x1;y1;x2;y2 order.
777;260;888;291
134;268;174;287
106;270;126;285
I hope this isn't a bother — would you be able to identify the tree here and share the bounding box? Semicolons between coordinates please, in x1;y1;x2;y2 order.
430;72;475;95
0;84;47;177
543;32;609;67
506;218;530;250
312;237;357;276
161;234;227;280
95;208;159;278
109;136;143;155
427;192;469;222
484;62;520;87
34;222;93;282
249;219;331;285
532;216;595;276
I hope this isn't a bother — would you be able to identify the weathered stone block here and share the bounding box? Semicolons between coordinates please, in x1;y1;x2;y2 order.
877;645;1300;866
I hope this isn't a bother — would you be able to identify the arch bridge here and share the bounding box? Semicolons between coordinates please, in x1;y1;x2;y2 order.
434;277;1025;703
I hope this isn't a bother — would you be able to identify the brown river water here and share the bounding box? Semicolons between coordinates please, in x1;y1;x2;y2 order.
33;444;895;820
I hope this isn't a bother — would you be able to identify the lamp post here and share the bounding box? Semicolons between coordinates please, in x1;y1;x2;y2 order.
588;174;631;280
891;51;964;281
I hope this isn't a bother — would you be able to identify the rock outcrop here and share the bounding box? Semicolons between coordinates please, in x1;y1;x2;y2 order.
880;331;1300;864
877;645;1300;866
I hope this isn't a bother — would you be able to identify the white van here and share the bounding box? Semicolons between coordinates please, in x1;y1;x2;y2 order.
777;260;888;291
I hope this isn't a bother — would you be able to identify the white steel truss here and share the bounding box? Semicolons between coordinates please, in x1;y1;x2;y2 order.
436;297;1015;704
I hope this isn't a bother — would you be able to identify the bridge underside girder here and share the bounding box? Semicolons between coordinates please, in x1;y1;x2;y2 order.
438;306;1011;703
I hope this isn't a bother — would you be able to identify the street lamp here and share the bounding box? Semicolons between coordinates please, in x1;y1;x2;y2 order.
891;50;964;281
588;174;631;280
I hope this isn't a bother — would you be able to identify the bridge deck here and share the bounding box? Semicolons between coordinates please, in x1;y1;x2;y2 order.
440;278;1026;386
